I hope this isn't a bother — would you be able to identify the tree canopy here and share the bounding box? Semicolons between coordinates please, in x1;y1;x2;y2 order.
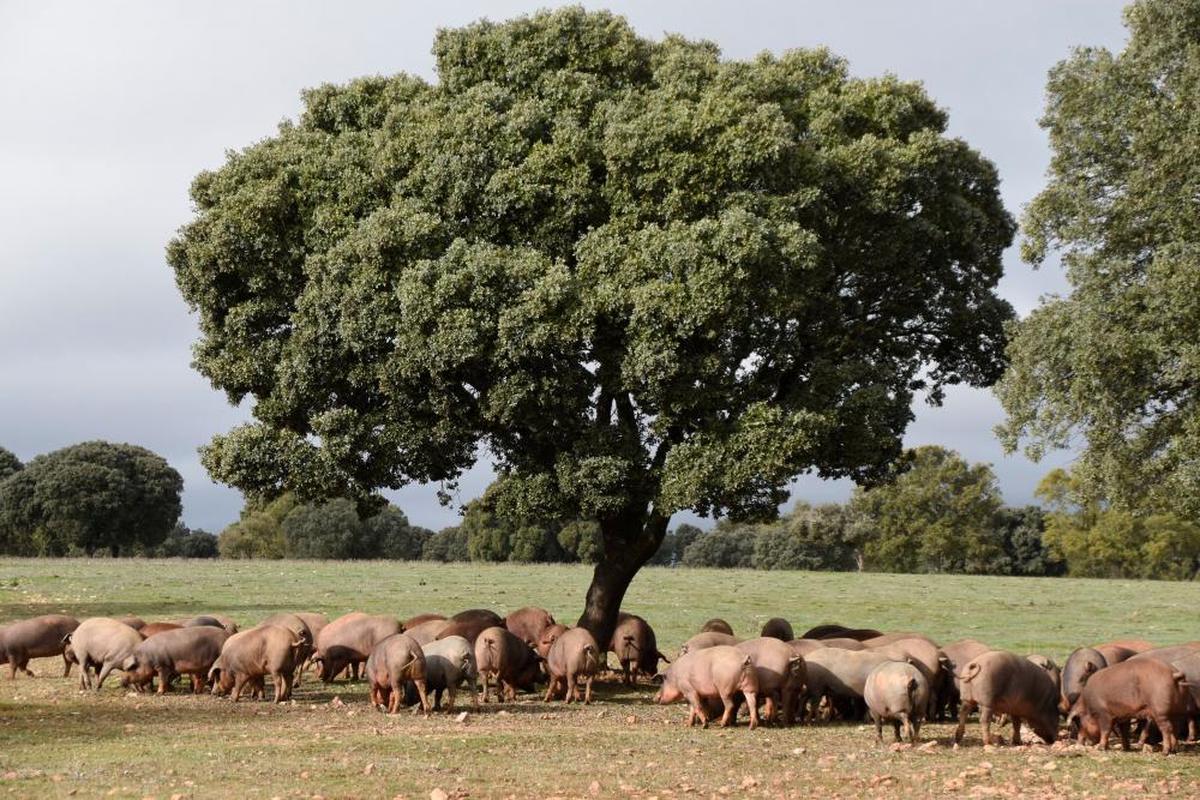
0;441;182;556
169;8;1016;638
0;447;21;482
997;0;1200;517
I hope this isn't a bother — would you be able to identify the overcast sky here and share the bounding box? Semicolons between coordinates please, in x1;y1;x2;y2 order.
0;1;1129;532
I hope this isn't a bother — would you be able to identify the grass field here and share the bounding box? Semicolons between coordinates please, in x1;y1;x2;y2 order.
1;559;1198;799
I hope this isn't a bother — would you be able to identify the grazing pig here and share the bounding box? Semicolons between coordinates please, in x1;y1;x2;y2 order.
437;616;501;646
210;624;304;702
536;624;568;659
864;633;940;648
117;617;147;631
1129;642;1200;667
1027;654;1061;695
451;609;504;627
865;661;929;743
609;613;669;685
544;628;600;704
505;607;556;646
406;619;452;646
0;614;79;678
416;635;478;710
402;612;445;630
868;638;950;718
66;617;144;690
656;645;760;729
940;639;993;721
1062;647;1108;712
802;624;883;641
121;626;228;694
820;637;866;651
260;612;315;683
700;619;734;636
1095;644;1139;665
365;633;429;714
314;612;401;682
679;632;739;656
786;639;827;658
139;622;183;638
954;650;1060;746
760;618;794;642
736;637;805;725
474;626;542;702
802;648;896;720
294;612;328;641
1069;657;1189;754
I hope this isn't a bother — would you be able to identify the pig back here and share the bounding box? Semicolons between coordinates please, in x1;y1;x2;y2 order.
406;619;452;646
760;618;794;641
1;614;80;658
505;607;556;645
71;618;144;665
135;625;228;672
422;635;475;688
547;627;599;677
680;631;739;655
366;633;426;685
736;637;804;692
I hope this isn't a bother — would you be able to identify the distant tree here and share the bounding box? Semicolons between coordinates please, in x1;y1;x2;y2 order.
363;505;432;560
422;525;470;562
648;522;703;566
681;523;756;568
0;447;21;481
147;523;219;558
218;493;296;559
851;446;1004;574
282;498;363;559
753;503;859;571
992;505;1062;576
0;441;182;557
997;0;1200;518
556;519;602;564
170;7;1017;643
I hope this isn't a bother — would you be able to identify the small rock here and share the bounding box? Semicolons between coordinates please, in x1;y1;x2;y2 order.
589;781;601;796
364;763;375;776
430;789;449;800
456;711;469;723
1043;761;1058;771
791;747;805;755
740;776;758;788
625;715;637;724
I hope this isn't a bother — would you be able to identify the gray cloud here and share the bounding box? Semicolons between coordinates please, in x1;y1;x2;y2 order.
0;1;1125;532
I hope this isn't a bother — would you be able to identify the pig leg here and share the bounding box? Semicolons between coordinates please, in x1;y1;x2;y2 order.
414;679;430;715
892;718;902;742
683;687;707;728
873;711;883;743
566;670;577;703
543;677;557;703
231;675;246;702
444;685;455;711
954;701;971;744
584;674;593;705
782;687;796;726
387;682;401;714
911;717;921;743
1011;717;1022;746
1155;716;1176;755
62;652;72;678
95;661;117;691
745;691;759;730
977;706;993;746
719;690;738;727
480;672;491;704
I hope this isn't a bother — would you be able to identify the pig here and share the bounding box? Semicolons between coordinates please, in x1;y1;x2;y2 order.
405;619;452;646
656;645;760;729
314;612;401;682
1027;654;1061;695
437;616;501;646
786;639;827;658
260;612;315;683
210;624;304;702
1100;638;1154;654
180;615;238;633
365;633;429;714
544;627;600;704
451;609;504;627
402;612;445;630
294;612;328;641
121;626;228;694
864;660;929;743
474;626;542;702
868;638;951;718
736;637;806;725
117;617;147;631
863;633;940;648
679;631;739;656
801;624;883;641
536;623;568;659
1168;651;1200;740
700;619;734;636
802;647;897;720
0;614;79;678
66;617;144;690
1128;642;1200;667
1095;644;1139;665
609;613;669;685
760;618;794;642
1062;647;1108;712
415;635;478;711
954;650;1060;746
820;637;866;651
940;639;993;720
1069;657;1189;754
505;607;557;646
139;622;183;638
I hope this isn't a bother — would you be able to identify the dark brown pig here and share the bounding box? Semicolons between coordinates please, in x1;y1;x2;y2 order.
736;637;805;724
314;612;401;682
1062;647;1108;711
864;661;929;743
365;633;429;714
1095;644;1138;665
121;626;228;694
679;631;739;656
405;619;451;646
535;623;568;659
1101;638;1154;654
474;626;542;702
941;639;993;720
802;624;883;641
505;607;556;646
402;612;445;630
437;616;502;646
954;650;1060;746
1069;657;1189;754
451;609;504;627
544;628;600;704
760;618;794;641
66;617;144;690
139;622;183;638
1027;654;1061;696
609;613;668;684
656;645;760;729
1128;642;1200;667
0;614;79;678
210;624;304;702
700;619;734;636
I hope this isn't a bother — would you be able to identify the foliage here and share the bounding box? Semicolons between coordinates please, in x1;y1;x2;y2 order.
217;493;296;559
281;498;365;559
0;441;182;557
168;7;1017;627
143;523;219;558
364;505;433;560
681;523;756;568
648;522;703;566
997;0;1200;518
752;503;861;571
421;525;470;562
850;446;1005;574
0;448;21;482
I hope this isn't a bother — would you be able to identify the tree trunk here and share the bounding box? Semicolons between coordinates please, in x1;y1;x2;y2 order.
576;509;669;647
109;544;119;558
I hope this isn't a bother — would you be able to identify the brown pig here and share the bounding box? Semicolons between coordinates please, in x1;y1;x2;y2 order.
679;631;739;656
609;612;669;684
210;624;304;702
437;616;502;646
117;617;147;631
802;647;896;720
1069;657;1189;754
700;619;734;636
139;622;183;638
66;617;144;690
402;612;445;630
365;633;429;714
801;624;883;641
405;619;452;646
536;623;568;659
260;612;315;683
819;637;867;651
0;614;79;678
451;609;504;627
786;639;827;658
760;618;794;642
954;650;1060;746
505;607;556;646
736;637;805;725
544;627;600;704
122;626;228;694
1062;647;1108;712
656;645;760;729
314;612;401;682
474;626;542;702
868;638;950;718
294;612;328;641
864;661;929;743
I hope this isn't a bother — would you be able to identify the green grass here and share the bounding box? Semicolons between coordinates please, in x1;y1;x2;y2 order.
1;558;1198;799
